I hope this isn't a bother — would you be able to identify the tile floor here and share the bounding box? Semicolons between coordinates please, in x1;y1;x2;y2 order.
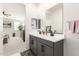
21;50;34;56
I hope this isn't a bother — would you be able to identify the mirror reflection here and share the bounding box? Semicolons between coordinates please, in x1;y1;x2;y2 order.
46;3;63;34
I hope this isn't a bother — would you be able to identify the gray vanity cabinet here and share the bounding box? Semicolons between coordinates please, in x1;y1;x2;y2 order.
30;35;37;55
30;35;63;56
44;44;53;56
37;42;44;56
53;40;63;56
37;37;53;56
37;42;53;56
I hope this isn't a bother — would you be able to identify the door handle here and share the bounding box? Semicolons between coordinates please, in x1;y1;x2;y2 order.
31;40;34;44
41;45;44;52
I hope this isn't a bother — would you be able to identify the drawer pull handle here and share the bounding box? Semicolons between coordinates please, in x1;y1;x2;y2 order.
32;40;34;44
41;45;44;52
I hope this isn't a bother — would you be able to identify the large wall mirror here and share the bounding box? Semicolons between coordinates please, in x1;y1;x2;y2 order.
46;3;63;34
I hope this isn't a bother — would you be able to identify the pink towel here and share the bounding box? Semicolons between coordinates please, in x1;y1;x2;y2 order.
68;20;79;33
75;20;79;33
68;21;75;33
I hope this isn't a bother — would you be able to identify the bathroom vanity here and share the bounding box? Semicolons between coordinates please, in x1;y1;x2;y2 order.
29;33;64;56
29;4;64;56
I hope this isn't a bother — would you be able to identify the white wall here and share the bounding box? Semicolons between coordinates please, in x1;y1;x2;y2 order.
0;4;3;56
3;3;26;55
25;3;49;50
63;3;79;56
3;3;26;23
25;4;39;50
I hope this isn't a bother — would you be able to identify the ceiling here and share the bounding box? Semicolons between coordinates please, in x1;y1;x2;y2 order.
22;3;58;11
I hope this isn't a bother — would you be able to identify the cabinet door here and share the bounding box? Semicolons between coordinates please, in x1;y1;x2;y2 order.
44;44;53;56
37;42;53;56
53;40;63;56
54;45;63;56
30;35;37;55
37;42;44;56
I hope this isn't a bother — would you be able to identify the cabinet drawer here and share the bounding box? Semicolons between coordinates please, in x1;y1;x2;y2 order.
54;40;63;46
30;35;36;40
37;37;53;47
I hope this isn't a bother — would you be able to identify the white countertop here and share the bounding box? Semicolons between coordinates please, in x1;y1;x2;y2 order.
30;32;64;42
